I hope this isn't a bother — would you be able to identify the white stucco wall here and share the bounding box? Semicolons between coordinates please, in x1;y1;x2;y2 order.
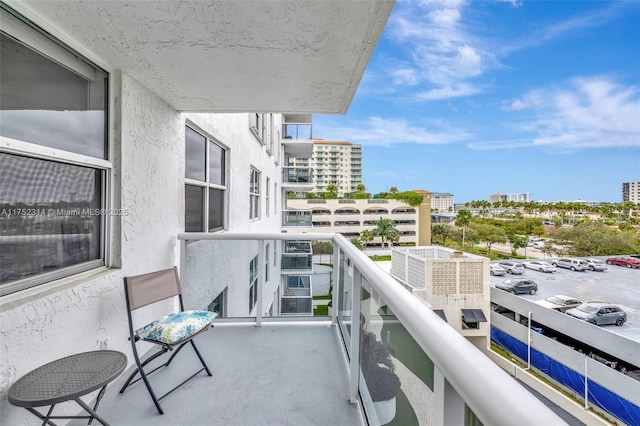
0;73;285;424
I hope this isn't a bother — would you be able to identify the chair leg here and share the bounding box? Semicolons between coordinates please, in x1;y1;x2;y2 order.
163;341;188;367
120;345;166;415
190;339;213;376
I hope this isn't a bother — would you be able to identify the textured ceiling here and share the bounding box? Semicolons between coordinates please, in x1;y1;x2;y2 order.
11;0;394;113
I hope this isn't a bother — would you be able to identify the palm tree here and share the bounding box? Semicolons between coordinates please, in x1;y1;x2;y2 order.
373;217;399;249
389;186;399;195
360;229;375;248
356;183;366;193
455;209;473;247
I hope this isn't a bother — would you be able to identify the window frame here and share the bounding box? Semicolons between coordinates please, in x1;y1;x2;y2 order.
184;124;228;232
249;166;261;221
0;12;112;295
249;255;258;313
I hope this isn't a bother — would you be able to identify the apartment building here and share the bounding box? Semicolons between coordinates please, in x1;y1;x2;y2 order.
0;2;565;425
286;198;425;246
622;181;640;203
430;192;455;213
489;192;531;203
288;138;362;197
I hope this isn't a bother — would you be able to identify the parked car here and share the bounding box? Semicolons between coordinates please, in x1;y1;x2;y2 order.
566;302;627;326
581;258;608;271
495;279;538;295
523;261;556;273
551;258;588;271
490;264;507;276
535;295;583;312
498;261;525;275
605;256;640;269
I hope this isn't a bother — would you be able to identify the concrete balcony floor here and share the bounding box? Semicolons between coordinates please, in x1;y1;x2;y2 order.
70;322;363;426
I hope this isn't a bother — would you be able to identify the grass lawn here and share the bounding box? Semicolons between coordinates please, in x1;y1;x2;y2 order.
369;255;391;261
313;304;328;316
312;294;332;300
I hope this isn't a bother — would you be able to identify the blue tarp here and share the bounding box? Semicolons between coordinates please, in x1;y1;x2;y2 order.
492;326;640;426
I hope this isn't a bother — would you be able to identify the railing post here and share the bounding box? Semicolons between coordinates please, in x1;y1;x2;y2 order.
433;366;465;425
257;239;264;327
349;265;362;404
331;240;339;326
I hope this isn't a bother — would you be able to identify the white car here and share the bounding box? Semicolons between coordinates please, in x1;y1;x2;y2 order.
535;295;583;312
523;261;557;273
490;264;507;276
581;258;608;271
498;261;525;275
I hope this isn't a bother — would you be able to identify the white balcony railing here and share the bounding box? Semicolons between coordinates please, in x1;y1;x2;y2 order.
177;232;566;425
282;210;312;227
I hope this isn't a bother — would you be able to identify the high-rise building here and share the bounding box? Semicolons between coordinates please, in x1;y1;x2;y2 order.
289;139;362;197
431;192;455;213
622;181;640;203
489;192;531;203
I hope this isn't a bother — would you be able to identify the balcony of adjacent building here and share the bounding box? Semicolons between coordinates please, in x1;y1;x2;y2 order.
282;114;313;158
281;240;313;273
282;166;314;191
282;209;313;228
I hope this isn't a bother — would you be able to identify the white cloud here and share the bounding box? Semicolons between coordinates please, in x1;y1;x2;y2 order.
318;116;472;147
490;76;640;150
383;1;497;101
416;83;482;101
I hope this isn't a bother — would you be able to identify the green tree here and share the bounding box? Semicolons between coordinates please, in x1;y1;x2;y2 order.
356;183;366;193
387;191;423;207
389;186;399;194
373;217;399;249
431;224;448;245
350;237;363;250
550;221;639;256
305;192;317;199
312;241;333;255
360;229;375;247
474;223;507;255
455;209;473;247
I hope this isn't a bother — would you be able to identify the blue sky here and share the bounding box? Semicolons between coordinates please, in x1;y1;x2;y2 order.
313;0;640;204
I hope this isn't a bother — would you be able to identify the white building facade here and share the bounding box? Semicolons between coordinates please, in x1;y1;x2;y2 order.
286;198;420;246
622;181;640;203
0;1;390;423
430;192;455;213
289;139;362;197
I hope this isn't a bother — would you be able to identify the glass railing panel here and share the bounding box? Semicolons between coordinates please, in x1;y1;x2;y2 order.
283;167;312;183
337;247;353;349
359;275;435;426
281;297;312;315
281;255;312;270
284;240;312;254
182;238;265;319
282;210;312;227
283;123;312;139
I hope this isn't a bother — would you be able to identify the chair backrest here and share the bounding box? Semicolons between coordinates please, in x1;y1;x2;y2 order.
124;267;182;311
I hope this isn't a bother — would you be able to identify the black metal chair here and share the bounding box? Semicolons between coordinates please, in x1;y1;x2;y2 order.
119;267;216;414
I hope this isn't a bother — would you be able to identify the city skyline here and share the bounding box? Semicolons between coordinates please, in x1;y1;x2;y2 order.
313;0;640;203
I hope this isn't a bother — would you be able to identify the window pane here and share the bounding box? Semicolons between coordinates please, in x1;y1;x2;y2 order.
209;141;225;186
208;188;224;231
0;34;107;159
185;127;206;181
0;153;102;284
185;185;204;232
